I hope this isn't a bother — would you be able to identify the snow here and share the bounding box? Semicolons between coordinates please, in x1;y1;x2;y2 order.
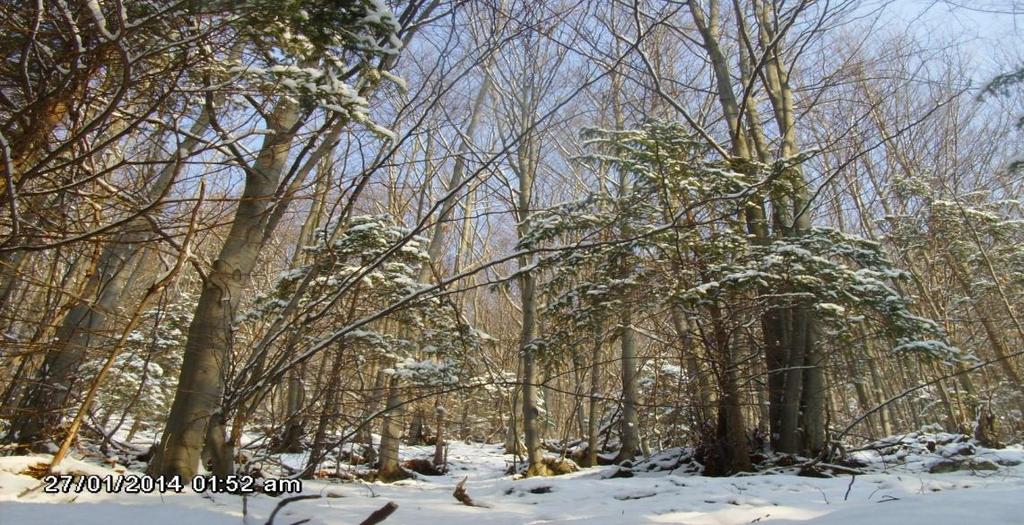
2;440;1023;525
816;303;846;315
1;502;240;525
85;0;118;41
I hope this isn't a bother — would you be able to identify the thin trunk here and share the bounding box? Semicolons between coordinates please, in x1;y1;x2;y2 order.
359;367;388;456
375;64;493;480
432;398;446;468
408;407;426;445
305;352;342;477
278;365;306;453
948;255;1024;388
586;329;602;467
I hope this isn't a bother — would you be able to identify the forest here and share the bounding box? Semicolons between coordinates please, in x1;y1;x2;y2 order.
1;1;1023;524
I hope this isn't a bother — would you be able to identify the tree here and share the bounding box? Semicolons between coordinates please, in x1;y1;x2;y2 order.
147;0;405;479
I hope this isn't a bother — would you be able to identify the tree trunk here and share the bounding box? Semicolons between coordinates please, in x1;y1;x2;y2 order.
709;305;752;475
521;271;545;476
586;329;603;467
799;306;825;456
358;367;388;464
505;357;524;456
305;350;344;476
203;413;233;478
278;366;306;453
379;61;492;480
377;375;405;481
615;310;639;463
432;400;446;468
4;114;211;450
147;99;299;479
408;407;426;445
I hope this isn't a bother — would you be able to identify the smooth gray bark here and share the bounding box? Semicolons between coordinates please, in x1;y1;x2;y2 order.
148;99;299;479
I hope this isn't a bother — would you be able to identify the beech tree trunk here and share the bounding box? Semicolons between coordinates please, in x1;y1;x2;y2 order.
520;270;545;475
148;99;299;479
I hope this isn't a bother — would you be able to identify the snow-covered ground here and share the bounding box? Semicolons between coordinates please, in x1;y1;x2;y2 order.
2;436;1023;525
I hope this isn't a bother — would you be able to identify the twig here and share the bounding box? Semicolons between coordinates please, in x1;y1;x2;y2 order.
264;495;321;525
836;349;1024;443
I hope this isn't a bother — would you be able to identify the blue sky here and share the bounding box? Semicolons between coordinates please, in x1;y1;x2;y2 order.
886;0;1023;80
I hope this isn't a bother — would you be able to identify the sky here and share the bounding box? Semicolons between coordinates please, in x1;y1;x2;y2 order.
888;0;1023;81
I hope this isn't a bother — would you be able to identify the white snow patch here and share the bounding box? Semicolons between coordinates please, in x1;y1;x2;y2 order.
1;440;1022;524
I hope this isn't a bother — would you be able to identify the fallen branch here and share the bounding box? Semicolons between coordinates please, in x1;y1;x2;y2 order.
817;462;864;476
453;477;489;508
359;501;399;525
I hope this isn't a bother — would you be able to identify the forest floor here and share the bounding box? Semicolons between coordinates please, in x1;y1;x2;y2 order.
1;432;1023;525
